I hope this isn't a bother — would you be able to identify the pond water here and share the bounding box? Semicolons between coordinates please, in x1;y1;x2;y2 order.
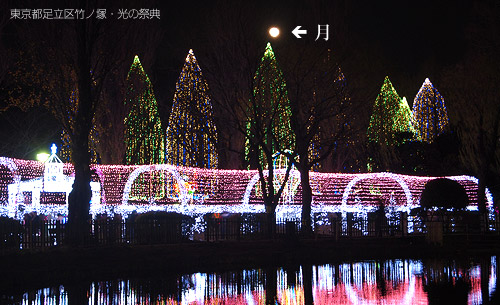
3;256;498;305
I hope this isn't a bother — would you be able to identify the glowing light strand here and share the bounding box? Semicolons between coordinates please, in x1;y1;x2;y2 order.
166;49;218;169
124;55;165;165
412;78;449;143
0;156;494;229
367;76;404;144
245;42;294;168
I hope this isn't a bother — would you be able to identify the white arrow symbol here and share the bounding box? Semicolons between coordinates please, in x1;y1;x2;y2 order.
292;26;307;38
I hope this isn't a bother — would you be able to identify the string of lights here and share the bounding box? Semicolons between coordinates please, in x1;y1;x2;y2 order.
412;78;449;143
394;97;417;140
166;49;218;169
124;55;165;165
246;43;294;168
367;76;416;145
0;156;493;221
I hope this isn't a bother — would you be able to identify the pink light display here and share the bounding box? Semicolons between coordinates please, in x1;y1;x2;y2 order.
0;156;494;220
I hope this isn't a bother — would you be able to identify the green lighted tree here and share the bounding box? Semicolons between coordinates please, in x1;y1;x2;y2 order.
245;42;294;169
124;55;164;165
166;49;218;168
367;76;404;145
394;97;417;139
412;78;449;143
367;77;420;172
244;42;295;235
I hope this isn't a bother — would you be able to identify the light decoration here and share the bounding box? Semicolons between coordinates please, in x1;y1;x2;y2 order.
252;151;301;205
121;164;188;205
124;55;165;165
0;157;21;207
5;145;100;217
19;259;494;305
36;153;50;162
124;55;165;201
166;49;218;169
246;42;294;168
412;78;449;143
0;155;495;232
367;76;401;144
367;76;416;144
394;97;417;139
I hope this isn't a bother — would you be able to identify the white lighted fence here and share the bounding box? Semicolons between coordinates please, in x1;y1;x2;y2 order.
0;155;495;233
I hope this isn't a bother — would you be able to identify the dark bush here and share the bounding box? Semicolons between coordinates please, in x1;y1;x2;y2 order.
420;178;468;209
0;217;22;249
133;212;194;244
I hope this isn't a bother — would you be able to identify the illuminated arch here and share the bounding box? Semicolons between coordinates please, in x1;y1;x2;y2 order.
0;157;21;206
242;169;300;205
447;175;494;207
341;172;413;206
122;164;187;205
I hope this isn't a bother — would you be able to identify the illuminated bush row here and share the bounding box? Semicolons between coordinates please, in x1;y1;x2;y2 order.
0;157;492;211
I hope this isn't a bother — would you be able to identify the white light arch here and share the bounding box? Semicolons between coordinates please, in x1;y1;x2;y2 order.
0;157;21;206
121;164;187;205
341;172;414;206
447;175;494;207
242;169;301;206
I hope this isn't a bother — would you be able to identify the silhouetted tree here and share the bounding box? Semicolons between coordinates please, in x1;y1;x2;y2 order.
6;1;163;244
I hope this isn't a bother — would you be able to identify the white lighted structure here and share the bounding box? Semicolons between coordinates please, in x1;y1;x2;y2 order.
0;149;494;231
7;144;100;208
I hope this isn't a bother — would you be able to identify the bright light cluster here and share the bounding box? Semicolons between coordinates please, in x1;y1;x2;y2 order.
166;49;218;169
412;78;449;143
367;76;415;144
0;156;494;223
246;42;294;168
395;97;417;138
124;55;165;165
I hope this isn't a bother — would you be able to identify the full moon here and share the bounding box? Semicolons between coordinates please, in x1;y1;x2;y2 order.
269;27;280;38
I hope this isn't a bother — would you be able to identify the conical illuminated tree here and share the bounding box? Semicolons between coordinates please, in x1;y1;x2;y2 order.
412;78;449;143
394;96;417;138
124;55;164;165
246;42;293;168
166;49;218;168
367;76;403;145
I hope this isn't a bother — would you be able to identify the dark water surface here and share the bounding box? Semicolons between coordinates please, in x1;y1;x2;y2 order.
3;256;498;304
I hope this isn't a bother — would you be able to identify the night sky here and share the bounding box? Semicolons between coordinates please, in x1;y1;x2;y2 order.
153;0;471;98
0;0;494;160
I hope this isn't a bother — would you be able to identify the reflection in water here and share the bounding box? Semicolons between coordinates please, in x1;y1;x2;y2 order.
7;256;498;305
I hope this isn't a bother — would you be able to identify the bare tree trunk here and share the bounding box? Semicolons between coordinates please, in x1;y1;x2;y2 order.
300;165;313;235
67;22;93;246
265;201;277;238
